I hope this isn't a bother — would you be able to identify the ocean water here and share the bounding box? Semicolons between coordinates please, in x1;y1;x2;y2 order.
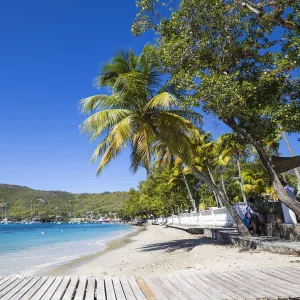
0;223;133;276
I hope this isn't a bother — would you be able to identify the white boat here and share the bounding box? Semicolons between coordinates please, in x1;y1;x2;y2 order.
31;216;42;224
0;218;9;224
98;218;110;223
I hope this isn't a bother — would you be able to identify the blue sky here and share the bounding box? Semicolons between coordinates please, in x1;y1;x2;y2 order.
0;1;299;193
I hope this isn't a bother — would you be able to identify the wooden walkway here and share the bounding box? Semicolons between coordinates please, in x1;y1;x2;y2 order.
1;266;300;299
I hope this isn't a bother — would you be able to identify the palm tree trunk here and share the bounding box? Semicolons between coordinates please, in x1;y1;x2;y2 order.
191;166;249;236
182;172;196;211
237;157;247;203
207;164;223;207
282;132;300;186
147;121;248;235
221;174;229;199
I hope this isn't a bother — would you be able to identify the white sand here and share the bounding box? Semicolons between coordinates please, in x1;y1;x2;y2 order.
52;225;299;276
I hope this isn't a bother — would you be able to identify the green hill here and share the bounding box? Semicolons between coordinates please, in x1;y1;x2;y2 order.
0;184;129;221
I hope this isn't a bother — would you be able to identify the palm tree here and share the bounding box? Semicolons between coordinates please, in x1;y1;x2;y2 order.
193;133;223;207
80;46;201;174
80;46;249;235
216;134;249;203
153;142;197;211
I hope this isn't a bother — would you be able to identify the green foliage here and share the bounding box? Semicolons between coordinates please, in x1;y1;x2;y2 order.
119;165;201;218
133;0;300;145
0;184;129;221
80;46;203;175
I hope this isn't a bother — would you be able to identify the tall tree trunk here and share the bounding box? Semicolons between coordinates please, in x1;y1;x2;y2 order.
182;172;196;211
207;164;223;207
282;132;300;186
192;166;249;236
221;173;229;199
147;121;249;235
223;118;300;217
255;141;300;215
237;156;247;203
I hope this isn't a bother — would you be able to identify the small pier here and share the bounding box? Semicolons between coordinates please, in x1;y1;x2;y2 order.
1;266;300;299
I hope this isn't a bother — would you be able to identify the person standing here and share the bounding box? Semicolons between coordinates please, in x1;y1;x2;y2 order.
280;180;297;224
244;202;253;229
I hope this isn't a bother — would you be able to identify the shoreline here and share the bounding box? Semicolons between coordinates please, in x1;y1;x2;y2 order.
39;225;145;276
40;224;300;277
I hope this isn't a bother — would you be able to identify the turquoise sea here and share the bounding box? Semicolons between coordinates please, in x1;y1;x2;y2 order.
0;223;133;276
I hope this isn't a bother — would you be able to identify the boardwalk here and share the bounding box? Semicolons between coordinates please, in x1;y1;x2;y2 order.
1;266;300;299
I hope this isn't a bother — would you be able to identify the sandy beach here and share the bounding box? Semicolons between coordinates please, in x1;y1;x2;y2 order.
46;224;299;277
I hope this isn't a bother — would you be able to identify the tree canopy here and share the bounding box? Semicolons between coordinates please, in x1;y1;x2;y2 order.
131;0;300;216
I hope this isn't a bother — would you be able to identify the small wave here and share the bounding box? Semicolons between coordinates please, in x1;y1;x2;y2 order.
0;224;134;276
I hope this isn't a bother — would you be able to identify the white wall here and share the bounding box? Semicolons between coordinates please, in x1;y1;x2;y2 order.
156;207;235;227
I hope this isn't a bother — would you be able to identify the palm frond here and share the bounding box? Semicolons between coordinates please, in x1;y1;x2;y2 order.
80;109;131;140
182;166;193;175
130;122;155;173
158;82;187;101
152;141;173;167
151;115;195;165
98;50;137;87
167;110;203;128
113;72;148;108
91;116;133;175
80;95;110;113
145;92;179;110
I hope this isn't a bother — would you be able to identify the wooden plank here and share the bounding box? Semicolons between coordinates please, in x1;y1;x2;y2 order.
105;276;116;300
274;266;300;281
73;277;87;300
0;277;25;298
128;276;147;300
181;274;229;300
204;273;255;300
161;276;190;300
221;272;276;300
214;272;258;299
119;276;137;300
0;278;13;292
234;270;291;300
150;276;180;300
51;276;71;300
61;277;79;300
244;269;300;296
29;277;56;300
168;276;201;300
290;265;300;273
112;277;126;300
195;274;242;300
281;266;300;275
0;277;18;293
19;277;49;300
142;276;168;300
96;277;106;300
41;276;64;300
259;268;300;287
1;277;34;300
85;277;96;300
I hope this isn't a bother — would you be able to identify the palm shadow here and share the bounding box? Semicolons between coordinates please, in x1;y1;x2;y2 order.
139;236;220;253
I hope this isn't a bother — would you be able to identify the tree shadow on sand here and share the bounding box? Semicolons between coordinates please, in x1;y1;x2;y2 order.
139;237;220;253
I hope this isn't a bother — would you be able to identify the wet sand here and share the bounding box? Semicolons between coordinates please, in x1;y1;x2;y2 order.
42;224;299;277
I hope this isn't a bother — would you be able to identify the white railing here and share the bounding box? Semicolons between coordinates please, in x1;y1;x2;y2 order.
155;207;235;227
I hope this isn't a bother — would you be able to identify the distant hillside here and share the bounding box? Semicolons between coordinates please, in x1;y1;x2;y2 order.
0;184;129;221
